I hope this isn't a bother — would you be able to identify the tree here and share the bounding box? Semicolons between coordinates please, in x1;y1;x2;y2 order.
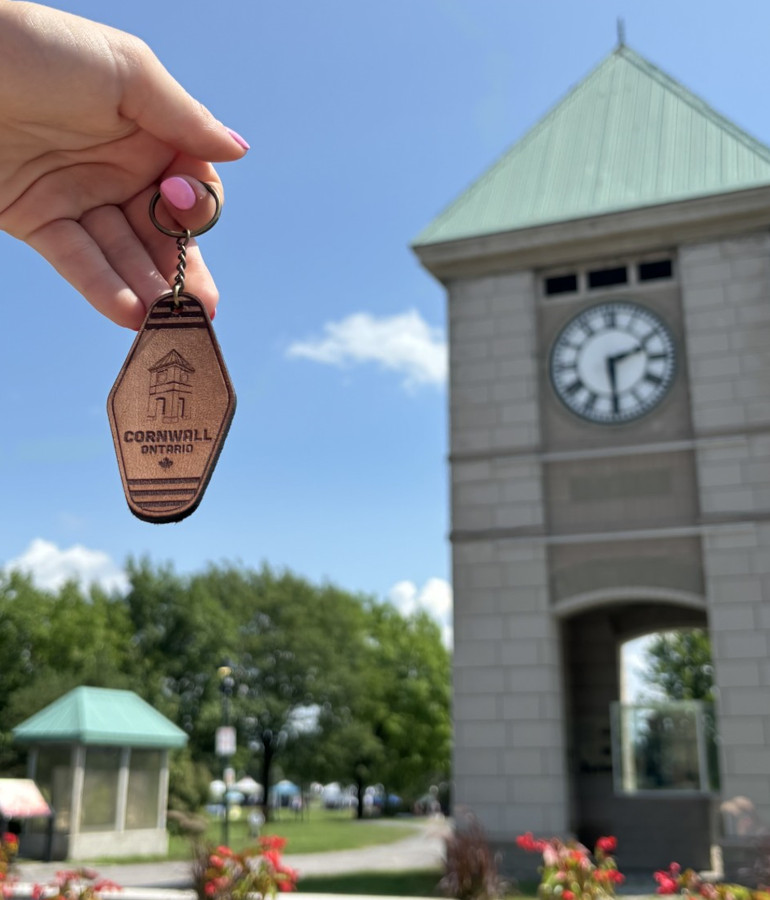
0;570;137;773
640;628;714;702
190;564;370;821
326;602;452;817
124;557;240;765
361;603;451;806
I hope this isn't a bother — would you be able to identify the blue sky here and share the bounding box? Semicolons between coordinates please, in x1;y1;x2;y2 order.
2;1;769;660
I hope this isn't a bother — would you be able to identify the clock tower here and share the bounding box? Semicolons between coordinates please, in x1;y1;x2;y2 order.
413;44;770;877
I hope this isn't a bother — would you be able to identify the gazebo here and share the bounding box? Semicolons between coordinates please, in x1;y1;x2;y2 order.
13;686;187;860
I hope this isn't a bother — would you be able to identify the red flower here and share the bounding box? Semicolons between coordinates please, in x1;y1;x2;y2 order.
654;871;679;894
1;835;17;848
208;854;225;869
516;832;547;853
263;849;281;867
563;891;575;900
204;882;217;897
93;879;122;892
596;836;617;854
260;835;288;852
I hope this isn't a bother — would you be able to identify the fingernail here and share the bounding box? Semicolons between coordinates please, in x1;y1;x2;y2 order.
160;176;197;210
225;126;250;151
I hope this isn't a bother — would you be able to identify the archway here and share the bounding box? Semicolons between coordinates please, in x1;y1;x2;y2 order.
557;594;716;871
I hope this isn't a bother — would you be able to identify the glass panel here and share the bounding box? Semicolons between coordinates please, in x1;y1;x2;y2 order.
81;748;121;831
545;273;578;295
126;750;162;829
32;746;72;832
611;701;717;793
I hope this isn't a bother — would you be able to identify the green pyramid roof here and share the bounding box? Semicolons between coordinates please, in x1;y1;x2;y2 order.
13;687;188;748
414;45;770;247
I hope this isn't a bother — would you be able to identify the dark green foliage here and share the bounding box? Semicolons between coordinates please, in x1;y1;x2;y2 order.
641;629;714;702
168;748;212;813
0;559;451;820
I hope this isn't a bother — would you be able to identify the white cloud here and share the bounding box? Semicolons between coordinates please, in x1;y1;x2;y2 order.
388;577;453;648
287;310;447;390
4;538;129;594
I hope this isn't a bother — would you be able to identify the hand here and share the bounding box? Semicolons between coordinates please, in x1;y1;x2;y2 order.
606;356;619;415
0;2;249;329
608;345;642;366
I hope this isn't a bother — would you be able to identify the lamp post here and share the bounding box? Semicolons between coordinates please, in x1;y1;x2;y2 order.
216;663;236;847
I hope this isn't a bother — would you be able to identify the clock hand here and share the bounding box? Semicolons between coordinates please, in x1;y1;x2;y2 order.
605;356;620;415
608;345;643;365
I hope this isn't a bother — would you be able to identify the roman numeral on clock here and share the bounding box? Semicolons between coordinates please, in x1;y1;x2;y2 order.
565;380;583;396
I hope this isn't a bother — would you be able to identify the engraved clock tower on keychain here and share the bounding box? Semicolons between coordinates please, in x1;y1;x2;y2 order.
107;184;236;524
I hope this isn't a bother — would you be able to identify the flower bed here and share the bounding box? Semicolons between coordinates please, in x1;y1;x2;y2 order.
516;833;624;900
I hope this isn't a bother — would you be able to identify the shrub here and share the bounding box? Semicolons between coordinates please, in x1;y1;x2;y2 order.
439;813;506;900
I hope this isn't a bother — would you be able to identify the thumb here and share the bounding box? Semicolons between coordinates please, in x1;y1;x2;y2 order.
117;37;250;162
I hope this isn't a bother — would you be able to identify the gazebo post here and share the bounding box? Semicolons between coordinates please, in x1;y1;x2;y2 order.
70;745;85;853
116;748;131;833
157;750;170;829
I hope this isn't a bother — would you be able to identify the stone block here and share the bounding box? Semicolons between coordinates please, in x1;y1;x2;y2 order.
690;355;742;379
715;660;761;688
506;665;560;694
721;687;770;717
453;695;499;725
730;256;769;280
454;747;500;777
453;639;500;668
507;719;563;748
681;260;732;286
499;639;541;666
500;694;541;720
729;748;770;776
510;774;566;804
720;632;768;660
505;613;553;639
456;666;506;695
717;717;765;745
457;719;507;748
709;604;756;631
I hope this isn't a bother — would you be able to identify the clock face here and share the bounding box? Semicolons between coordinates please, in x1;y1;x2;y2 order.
549;301;676;424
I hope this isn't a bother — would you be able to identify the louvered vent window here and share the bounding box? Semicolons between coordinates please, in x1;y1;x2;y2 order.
588;265;628;288
542;257;674;297
544;273;578;296
638;259;674;282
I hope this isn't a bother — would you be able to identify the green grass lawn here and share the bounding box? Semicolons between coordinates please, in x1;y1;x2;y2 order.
167;808;421;860
296;870;537;898
296;868;443;896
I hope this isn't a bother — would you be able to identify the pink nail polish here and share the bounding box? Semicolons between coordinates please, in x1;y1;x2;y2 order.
160;176;197;210
225;127;250;151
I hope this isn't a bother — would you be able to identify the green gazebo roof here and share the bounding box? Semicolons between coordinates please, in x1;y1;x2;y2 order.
13;687;188;748
414;44;770;247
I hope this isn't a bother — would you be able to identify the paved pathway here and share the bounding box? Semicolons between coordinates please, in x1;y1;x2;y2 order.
16;818;452;890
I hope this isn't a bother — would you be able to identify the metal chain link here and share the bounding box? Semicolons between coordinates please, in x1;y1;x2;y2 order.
171;230;191;307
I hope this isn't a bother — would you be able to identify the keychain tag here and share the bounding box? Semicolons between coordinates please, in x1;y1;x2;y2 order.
107;186;236;523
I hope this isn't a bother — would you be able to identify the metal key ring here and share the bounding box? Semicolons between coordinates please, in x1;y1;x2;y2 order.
149;181;222;238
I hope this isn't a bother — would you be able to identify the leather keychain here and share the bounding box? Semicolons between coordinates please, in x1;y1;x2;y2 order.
107;184;236;523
